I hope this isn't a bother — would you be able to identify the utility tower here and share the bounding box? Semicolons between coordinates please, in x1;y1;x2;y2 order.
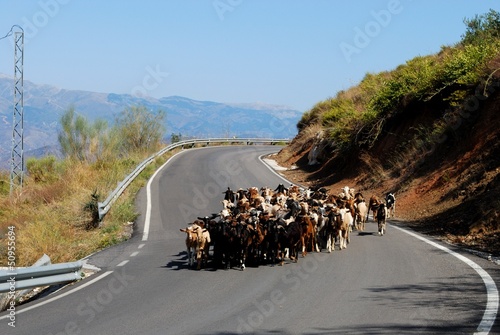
10;28;24;195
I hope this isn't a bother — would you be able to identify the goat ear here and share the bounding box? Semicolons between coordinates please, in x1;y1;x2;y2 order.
180;228;187;232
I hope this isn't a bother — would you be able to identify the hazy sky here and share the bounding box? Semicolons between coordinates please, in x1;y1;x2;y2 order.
0;0;498;112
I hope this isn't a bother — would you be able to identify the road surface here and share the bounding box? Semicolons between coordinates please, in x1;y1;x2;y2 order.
1;145;498;334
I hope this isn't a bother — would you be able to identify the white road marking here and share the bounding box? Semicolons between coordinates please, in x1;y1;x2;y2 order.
261;153;498;334
142;147;497;333
258;153;304;187
144;148;278;242
130;252;139;257
392;225;498;335
116;260;129;267
0;149;194;318
0;271;114;319
143;150;185;241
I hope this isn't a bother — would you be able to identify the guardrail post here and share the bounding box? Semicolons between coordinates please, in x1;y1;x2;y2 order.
98;202;106;221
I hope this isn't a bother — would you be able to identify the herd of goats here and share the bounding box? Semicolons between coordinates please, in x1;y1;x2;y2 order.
179;184;396;270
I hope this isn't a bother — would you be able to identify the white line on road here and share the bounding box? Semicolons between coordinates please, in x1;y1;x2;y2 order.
0;271;114;319
130;252;139;257
143;150;185;241
143;149;280;241
260;153;498;334
392;225;498;335
116;260;129;267
258;154;305;188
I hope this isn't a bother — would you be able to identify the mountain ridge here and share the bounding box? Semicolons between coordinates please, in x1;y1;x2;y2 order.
0;74;301;168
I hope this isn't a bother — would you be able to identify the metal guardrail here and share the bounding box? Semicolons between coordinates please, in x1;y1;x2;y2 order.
0;139;287;298
0;138;287;297
97;137;290;220
0;261;83;293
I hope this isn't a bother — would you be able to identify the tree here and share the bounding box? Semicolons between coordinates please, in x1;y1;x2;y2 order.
58;107;118;162
171;133;182;143
58;107;91;161
462;9;500;45
115;106;166;153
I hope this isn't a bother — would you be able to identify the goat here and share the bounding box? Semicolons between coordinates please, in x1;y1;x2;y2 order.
368;195;381;221
274;183;288;195
325;208;342;252
377;203;388;236
223;187;236;206
180;225;198;268
355;200;368;231
297;215;315;257
180;220;211;270
338;207;352;250
340;186;355;200
385;192;396;218
260;187;274;204
277;221;301;265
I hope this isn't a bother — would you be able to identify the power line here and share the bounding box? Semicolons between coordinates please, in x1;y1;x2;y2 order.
0;25;23;41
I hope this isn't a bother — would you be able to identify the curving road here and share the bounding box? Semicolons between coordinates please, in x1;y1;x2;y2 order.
1;145;499;334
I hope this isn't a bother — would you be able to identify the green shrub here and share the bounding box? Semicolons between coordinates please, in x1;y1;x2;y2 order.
83;189;100;230
115;106;166;154
26;155;60;183
0;172;9;196
111;199;139;224
294;10;500;157
297;101;328;130
462;9;500;46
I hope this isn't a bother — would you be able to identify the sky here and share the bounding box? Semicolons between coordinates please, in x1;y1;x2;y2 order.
1;0;499;113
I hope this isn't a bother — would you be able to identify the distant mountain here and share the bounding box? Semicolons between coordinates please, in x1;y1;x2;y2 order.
0;74;301;168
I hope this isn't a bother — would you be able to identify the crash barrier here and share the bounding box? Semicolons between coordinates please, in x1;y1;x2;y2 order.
98;137;290;220
0;259;83;293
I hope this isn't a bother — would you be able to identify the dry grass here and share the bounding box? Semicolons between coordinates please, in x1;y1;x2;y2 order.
275;124;324;167
358;152;390;187
0;151;171;267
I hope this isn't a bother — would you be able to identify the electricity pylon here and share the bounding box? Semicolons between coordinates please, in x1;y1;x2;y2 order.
10;29;24;195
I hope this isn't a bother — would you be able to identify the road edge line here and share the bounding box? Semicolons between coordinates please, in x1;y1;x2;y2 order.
391;225;498;335
259;153;498;334
0;271;114;319
143;150;186;241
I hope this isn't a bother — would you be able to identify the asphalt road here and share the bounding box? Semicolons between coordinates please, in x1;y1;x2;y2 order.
1;145;499;335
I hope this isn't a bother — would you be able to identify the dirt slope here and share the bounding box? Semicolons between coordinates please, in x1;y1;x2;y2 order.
274;85;500;256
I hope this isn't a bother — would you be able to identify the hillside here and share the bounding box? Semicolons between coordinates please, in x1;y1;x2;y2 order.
0;75;301;168
274;10;500;256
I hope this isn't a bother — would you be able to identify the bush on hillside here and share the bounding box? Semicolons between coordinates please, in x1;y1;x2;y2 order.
58;107;117;163
115;106;166;154
297;10;500;155
26;155;61;183
462;9;500;46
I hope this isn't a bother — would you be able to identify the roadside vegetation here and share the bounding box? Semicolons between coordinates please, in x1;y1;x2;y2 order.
295;10;500;156
284;10;500;174
277;10;500;255
0;106;168;266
